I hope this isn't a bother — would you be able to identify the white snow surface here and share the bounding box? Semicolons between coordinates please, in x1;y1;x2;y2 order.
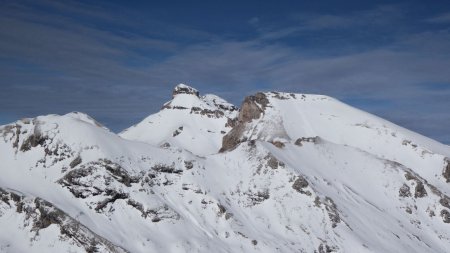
119;86;238;156
1;85;450;253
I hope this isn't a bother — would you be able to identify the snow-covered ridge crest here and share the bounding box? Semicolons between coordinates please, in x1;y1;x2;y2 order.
163;83;237;114
221;90;450;192
120;84;238;156
221;90;450;155
64;111;108;130
2;84;450;253
220;91;328;152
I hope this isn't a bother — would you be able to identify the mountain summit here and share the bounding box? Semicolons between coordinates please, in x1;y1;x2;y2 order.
119;84;238;156
1;84;450;252
172;83;200;97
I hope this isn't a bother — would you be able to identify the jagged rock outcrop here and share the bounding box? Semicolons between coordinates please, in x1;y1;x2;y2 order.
172;83;199;98
0;188;126;253
294;136;320;146
292;176;309;194
238;92;269;123
443;158;450;183
220;93;269;152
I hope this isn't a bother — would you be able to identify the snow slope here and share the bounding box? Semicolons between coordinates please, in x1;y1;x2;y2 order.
119;84;238;156
1;84;450;253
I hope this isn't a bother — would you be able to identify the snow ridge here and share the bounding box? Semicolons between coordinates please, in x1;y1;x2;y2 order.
1;84;450;253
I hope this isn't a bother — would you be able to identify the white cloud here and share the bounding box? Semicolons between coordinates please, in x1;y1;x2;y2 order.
426;12;450;23
0;1;449;142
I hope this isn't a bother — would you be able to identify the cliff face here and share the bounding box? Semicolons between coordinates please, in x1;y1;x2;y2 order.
220;92;269;152
172;83;200;98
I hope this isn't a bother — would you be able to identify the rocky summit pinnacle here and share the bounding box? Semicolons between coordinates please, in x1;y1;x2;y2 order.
172;83;200;98
1;84;450;253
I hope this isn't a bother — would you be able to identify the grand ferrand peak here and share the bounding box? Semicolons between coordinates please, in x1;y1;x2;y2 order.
172;83;200;98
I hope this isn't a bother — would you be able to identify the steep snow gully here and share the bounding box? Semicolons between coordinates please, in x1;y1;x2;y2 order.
1;83;450;253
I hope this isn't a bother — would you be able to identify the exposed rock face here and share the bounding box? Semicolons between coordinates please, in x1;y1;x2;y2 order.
443;158;450;183
126;200;180;222
172;83;199;98
20;131;47;152
414;181;427;198
399;184;411;197
292;176;309;191
292;176;311;196
238;93;269;123
265;154;284;169
184;160;194;170
220;93;269;152
440;197;450;209
246;189;270;206
270;140;285;148
69;156;82;168
152;164;183;174
318;243;338;253
172;126;183;137
0;188;126;253
58;159;139;199
323;197;341;228
95;192;129;211
190;107;226;118
403;171;428;198
0;123;24;151
442;209;450;223
220;124;246;152
294;136;320;146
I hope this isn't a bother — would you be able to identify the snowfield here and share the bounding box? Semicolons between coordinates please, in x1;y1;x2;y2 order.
1;84;450;253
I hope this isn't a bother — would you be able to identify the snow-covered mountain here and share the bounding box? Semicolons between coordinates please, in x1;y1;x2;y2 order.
1;84;450;253
119;84;238;156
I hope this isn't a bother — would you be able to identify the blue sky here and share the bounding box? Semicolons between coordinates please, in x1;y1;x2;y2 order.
1;0;450;143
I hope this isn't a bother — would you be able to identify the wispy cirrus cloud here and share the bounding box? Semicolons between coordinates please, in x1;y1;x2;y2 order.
0;0;210;130
0;1;449;143
426;12;450;23
255;5;406;40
